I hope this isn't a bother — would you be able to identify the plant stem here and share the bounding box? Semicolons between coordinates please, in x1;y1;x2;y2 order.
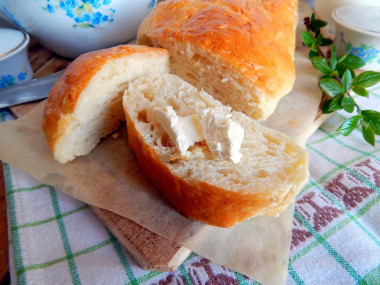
317;46;325;58
347;90;362;114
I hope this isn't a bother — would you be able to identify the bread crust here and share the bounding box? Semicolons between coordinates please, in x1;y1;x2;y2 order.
137;0;298;120
42;45;168;156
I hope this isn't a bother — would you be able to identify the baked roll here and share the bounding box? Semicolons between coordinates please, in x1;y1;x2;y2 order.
123;74;308;227
42;45;169;163
137;0;298;120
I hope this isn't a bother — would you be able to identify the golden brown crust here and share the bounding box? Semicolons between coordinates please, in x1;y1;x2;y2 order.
125;108;285;228
42;45;168;154
138;0;298;118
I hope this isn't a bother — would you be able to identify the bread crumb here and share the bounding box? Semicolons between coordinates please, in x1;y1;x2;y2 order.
112;132;120;139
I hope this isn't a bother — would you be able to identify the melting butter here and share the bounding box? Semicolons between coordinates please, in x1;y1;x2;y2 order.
152;106;203;154
200;109;244;163
152;107;244;163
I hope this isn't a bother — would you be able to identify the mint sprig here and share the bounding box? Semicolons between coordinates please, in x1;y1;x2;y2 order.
302;14;380;146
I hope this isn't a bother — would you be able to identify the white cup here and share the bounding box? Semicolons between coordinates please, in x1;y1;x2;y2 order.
332;5;380;71
0;28;33;88
314;0;380;34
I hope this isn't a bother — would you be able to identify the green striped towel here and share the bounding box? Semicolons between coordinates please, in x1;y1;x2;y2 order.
1;85;380;284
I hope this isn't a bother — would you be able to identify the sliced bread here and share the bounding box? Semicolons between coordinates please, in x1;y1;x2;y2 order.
123;74;308;227
42;45;169;163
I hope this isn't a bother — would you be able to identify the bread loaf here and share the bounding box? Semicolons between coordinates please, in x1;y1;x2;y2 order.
137;0;298;120
123;74;308;227
42;45;169;163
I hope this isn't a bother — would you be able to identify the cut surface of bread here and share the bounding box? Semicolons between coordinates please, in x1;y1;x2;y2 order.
123;74;308;227
42;45;169;163
137;0;298;120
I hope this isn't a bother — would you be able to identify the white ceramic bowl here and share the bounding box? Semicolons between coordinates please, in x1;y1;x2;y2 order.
0;0;156;58
332;4;380;71
0;28;33;88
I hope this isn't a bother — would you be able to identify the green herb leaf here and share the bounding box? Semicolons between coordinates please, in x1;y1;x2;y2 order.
330;46;337;71
362;110;380;135
337;115;361;136
309;18;327;31
336;63;355;78
309;50;319;58
319;78;344;97
322;99;334;114
311;57;331;74
345;42;353;52
352;71;380;88
352;86;369;97
328;94;343;112
342;69;352;92
315;34;324;46
341;96;355;113
362;124;375;146
321;37;333;46
338;54;365;70
361;110;380;120
311;43;318;52
301;31;315;46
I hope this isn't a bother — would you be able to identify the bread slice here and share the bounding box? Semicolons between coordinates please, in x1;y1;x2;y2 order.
123;74;308;227
137;0;298;120
42;45;169;163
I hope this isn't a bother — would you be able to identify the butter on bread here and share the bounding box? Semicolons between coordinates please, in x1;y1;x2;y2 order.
137;0;298;120
42;45;169;163
123;74;308;227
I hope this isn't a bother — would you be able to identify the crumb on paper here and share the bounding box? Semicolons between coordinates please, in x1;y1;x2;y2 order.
112;132;119;139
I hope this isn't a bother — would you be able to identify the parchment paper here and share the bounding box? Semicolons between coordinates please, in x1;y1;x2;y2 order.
263;1;326;144
0;2;321;284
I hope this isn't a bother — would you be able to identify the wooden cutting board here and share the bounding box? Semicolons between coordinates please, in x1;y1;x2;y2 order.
7;38;191;272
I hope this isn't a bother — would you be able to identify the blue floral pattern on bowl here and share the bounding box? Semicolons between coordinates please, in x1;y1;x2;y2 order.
38;0;116;28
36;0;156;28
0;69;28;88
148;0;155;8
